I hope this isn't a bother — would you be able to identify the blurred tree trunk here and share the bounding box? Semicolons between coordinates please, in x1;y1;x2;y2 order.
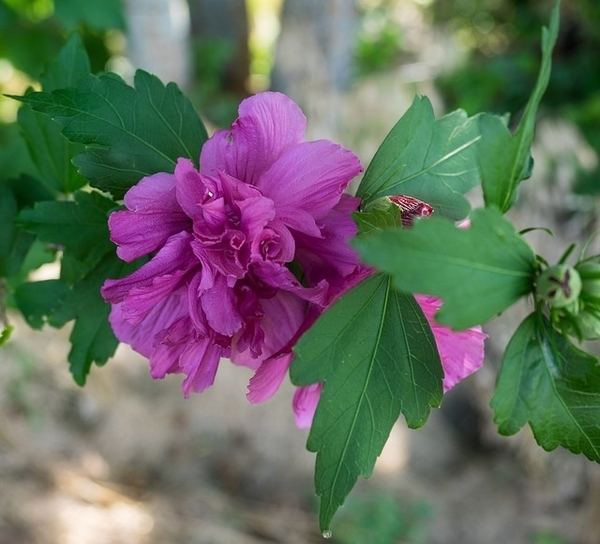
188;0;249;95
124;0;192;88
271;0;358;137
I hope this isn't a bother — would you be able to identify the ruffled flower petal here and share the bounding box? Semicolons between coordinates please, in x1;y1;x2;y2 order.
102;232;196;324
200;92;307;185
109;172;189;262
180;337;222;397
293;384;322;429
415;295;486;392
247;352;293;404
257;140;362;221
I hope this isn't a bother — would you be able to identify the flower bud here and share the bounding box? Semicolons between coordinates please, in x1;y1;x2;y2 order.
576;256;600;303
536;264;582;310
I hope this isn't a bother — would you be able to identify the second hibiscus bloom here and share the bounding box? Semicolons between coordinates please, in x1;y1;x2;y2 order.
101;91;485;427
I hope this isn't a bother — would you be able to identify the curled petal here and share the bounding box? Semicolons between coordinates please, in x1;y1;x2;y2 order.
293;384;322;429
247;352;293;404
416;295;486;391
110;172;189;261
200;274;243;337
180;337;222;397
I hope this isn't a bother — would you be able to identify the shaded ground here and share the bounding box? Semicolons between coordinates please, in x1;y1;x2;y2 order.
2;303;600;544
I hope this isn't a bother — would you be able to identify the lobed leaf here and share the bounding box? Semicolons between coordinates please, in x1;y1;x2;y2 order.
492;313;600;462
357;96;481;220
354;207;537;329
15;69;207;198
18;190;115;275
15;279;71;329
291;274;442;531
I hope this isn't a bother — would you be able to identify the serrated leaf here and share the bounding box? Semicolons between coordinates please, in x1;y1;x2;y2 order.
40;34;91;92
63;254;130;385
15;70;208;198
492;313;600;462
356;96;481;220
15;279;71;329
16;35;90;194
480;2;559;212
291;274;442;531
18;191;114;272
18;105;86;193
354;207;537;329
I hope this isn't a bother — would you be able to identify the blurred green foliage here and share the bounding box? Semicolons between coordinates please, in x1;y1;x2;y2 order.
430;0;600;194
332;491;431;544
355;2;404;77
0;0;121;80
191;38;240;127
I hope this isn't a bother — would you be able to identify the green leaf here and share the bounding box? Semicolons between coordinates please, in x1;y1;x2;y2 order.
15;70;208;198
62;254;131;385
18;105;86;193
18;191;114;272
354;200;401;236
354;207;537;329
16;35;90;194
0;279;10;346
0;185;34;277
54;0;126;31
39;34;91;92
491;313;600;462
479;2;560;212
14;279;71;329
356;96;481;220
291;274;443;531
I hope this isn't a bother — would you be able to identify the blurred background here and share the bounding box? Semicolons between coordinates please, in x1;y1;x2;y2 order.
1;0;600;542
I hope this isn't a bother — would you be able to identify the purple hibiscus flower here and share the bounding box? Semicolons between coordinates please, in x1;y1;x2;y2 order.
102;91;485;428
102;92;363;412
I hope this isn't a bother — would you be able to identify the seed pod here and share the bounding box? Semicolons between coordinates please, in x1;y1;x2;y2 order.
536;264;582;310
576;256;600;303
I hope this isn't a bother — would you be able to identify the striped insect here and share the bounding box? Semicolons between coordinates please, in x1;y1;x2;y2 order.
388;195;434;227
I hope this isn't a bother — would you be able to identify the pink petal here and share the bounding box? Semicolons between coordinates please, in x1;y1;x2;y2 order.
251;261;328;306
124;172;178;211
180;337;222;397
200;274;243;336
293;384;322;429
175;158;208;219
150;316;192;378
110;172;189;261
108;288;188;358
247;352;292;404
102;232;196;323
416;295;486;391
230;289;306;369
200;92;307;185
257;140;362;221
295;194;361;283
259;291;307;355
